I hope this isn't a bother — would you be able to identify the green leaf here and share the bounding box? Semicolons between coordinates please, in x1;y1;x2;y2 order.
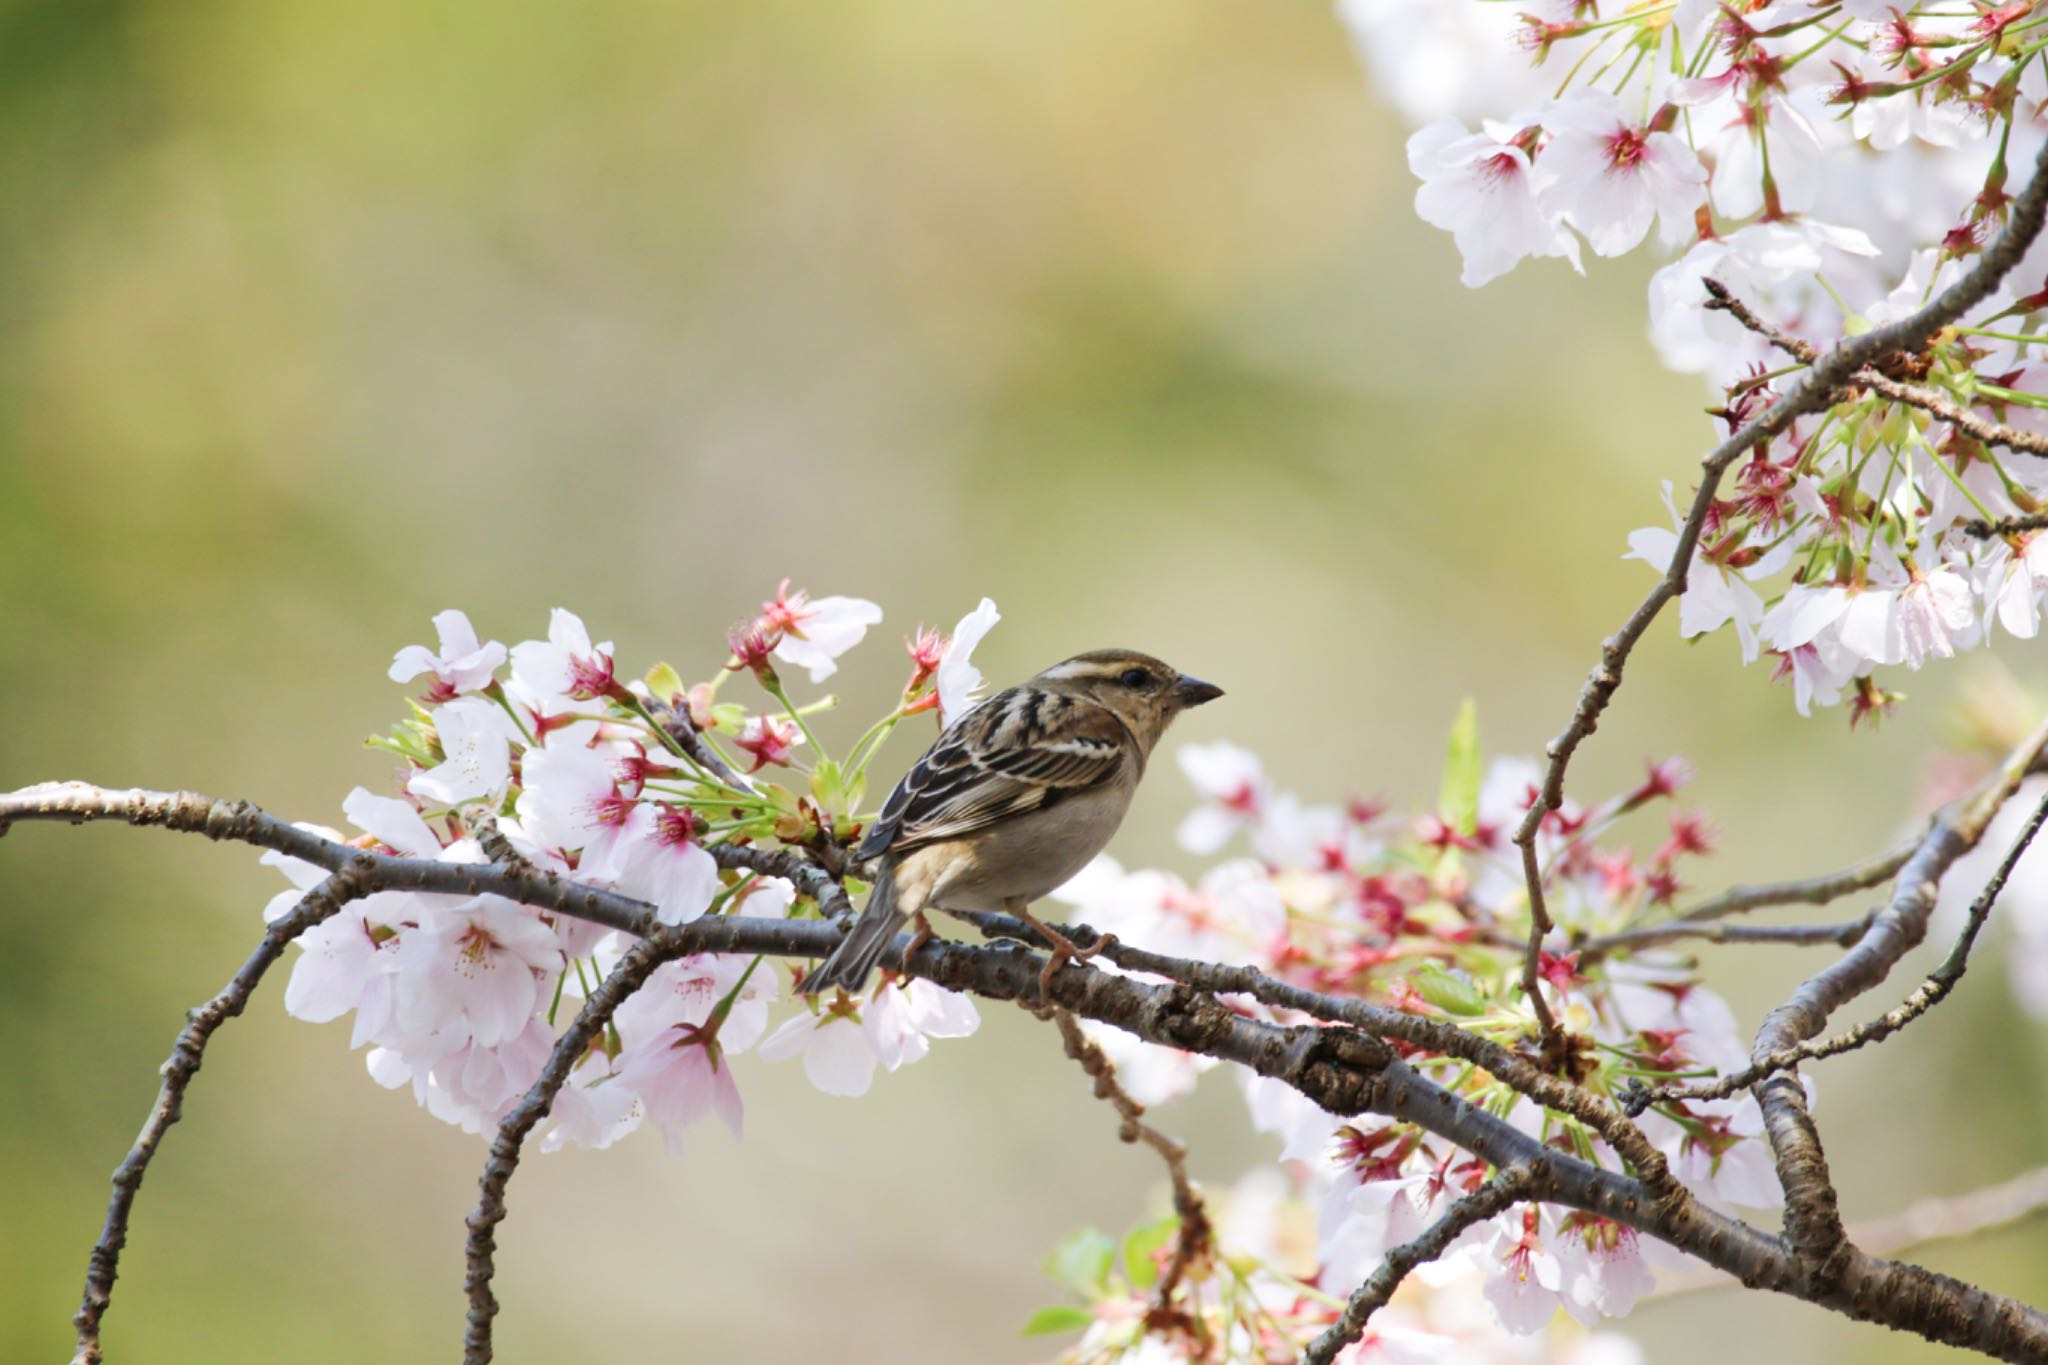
643;662;686;706
1123;1215;1178;1292
1438;698;1481;837
1043;1227;1116;1297
1411;962;1487;1017
1019;1306;1095;1338
809;760;848;815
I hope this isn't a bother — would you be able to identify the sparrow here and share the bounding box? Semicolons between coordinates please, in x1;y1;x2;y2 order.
801;649;1223;996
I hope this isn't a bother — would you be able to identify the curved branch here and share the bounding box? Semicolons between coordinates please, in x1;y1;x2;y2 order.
1040;1007;1213;1327
1303;1166;1539;1365
1510;131;2048;1062
69;860;376;1365
464;931;685;1363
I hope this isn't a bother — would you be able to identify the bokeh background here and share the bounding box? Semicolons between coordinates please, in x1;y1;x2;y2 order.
5;2;2046;1361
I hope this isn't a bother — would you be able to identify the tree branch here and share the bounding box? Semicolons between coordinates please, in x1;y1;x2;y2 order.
1639;782;2048;1110
69;860;376;1365
1039;1007;1214;1329
1302;1165;1539;1365
1748;714;2048;1273
464;931;685;1363
1578;911;1875;961
1511;131;2048;1065
17;780;2048;1361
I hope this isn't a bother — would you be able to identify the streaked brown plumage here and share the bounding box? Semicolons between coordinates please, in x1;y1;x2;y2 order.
800;649;1223;995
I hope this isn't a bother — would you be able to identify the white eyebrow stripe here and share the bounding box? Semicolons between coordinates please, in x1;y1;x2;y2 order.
1038;661;1104;681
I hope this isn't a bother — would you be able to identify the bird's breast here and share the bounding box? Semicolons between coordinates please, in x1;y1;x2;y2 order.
931;781;1136;909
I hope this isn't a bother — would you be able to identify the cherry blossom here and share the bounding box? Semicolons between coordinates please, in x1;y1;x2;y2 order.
600;803;721;926
758;1004;881;1097
390;896;564;1051
759;581;884;684
1536;92;1706;257
409;697;518;806
936;596;1001;724
1173;740;1269;854
388;609;507;701
509;608;618;703
863;977;981;1070
1407;118;1581;287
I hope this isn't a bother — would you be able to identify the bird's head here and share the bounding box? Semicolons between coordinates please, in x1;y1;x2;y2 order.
1031;649;1224;754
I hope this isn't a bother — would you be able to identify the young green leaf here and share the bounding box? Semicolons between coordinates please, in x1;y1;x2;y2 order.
1043;1227;1117;1297
1019;1305;1095;1338
1438;698;1481;837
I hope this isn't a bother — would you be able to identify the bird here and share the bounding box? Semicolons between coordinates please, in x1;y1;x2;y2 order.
800;649;1223;996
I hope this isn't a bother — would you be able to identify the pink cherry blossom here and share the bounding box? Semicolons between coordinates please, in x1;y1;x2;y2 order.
1407;118;1582;287
600;803;721;926
937;597;1001;725
862;978;981;1070
409;697;518;806
759;581;884;683
388;609;507;700
757;1005;880;1097
1536;91;1706;257
514;742;633;864
734;715;802;772
1480;1206;1565;1333
391;896;564;1050
509;608;618;702
1174;740;1269;854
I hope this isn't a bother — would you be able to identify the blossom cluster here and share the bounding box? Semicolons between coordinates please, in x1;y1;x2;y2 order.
269;594;1785;1356
263;593;994;1152
1344;1;2048;722
1029;716;1782;1360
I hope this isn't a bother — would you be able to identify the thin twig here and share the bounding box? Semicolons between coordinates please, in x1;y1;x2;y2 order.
644;696;758;794
1513;130;2048;1067
1963;512;2048;540
1662;838;1922;927
1578;911;1875;960
1302;1166;1540;1365
1863;371;2048;459
1039;1007;1214;1329
1639;784;2048;1110
463;931;685;1363
70;860;375;1365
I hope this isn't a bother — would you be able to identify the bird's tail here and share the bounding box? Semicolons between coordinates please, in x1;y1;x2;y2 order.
801;861;908;995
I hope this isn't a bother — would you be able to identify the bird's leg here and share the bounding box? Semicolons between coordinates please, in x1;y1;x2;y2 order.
898;910;935;974
1008;900;1118;998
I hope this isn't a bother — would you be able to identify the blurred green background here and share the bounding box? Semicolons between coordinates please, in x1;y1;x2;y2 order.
5;1;2046;1361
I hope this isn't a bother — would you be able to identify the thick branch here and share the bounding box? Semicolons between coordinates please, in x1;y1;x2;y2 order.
1511;131;2048;1062
1303;1166;1539;1365
70;860;375;1365
18;782;2048;1360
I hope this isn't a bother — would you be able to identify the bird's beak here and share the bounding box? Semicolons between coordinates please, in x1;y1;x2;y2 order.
1172;674;1224;708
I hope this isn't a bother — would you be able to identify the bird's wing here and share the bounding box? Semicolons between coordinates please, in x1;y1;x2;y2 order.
855;686;1131;859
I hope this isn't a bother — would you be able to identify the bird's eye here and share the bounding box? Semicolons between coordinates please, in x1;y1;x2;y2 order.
1117;667;1152;689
